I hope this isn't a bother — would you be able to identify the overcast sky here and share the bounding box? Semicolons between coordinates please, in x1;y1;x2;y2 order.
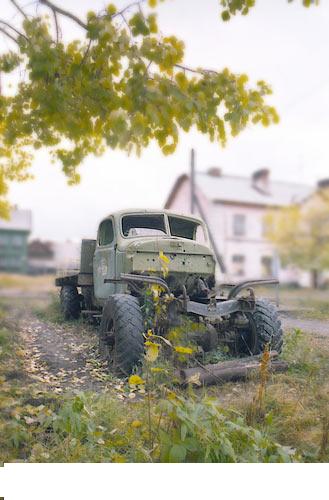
5;0;329;240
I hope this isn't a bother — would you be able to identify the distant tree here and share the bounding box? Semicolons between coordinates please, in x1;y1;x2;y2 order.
265;187;329;288
0;0;318;217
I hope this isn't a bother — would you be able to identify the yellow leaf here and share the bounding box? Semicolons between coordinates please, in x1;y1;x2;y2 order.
159;251;170;264
187;372;201;386
145;341;160;362
167;390;177;401
174;346;193;354
151;367;166;373
150;284;161;300
112;454;126;463
128;374;145;386
131;420;142;428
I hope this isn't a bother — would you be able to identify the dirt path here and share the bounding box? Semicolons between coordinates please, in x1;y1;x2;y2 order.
1;289;116;393
19;313;114;393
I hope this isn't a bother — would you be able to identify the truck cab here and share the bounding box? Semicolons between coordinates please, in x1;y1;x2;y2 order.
93;209;215;302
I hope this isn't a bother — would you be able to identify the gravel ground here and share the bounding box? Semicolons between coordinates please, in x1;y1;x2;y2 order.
280;311;329;337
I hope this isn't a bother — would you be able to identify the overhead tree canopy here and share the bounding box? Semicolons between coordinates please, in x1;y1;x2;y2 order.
219;0;318;21
0;0;317;217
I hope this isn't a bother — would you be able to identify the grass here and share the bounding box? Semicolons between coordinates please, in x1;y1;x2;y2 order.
259;285;329;320
206;328;329;461
280;287;329;319
0;273;54;292
1;274;329;463
34;292;69;324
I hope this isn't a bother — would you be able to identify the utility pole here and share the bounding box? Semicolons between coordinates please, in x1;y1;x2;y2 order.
190;148;195;214
189;148;226;275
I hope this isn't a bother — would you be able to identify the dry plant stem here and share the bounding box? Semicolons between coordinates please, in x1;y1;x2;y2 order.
145;363;153;450
292;368;316;414
318;415;329;460
246;349;271;425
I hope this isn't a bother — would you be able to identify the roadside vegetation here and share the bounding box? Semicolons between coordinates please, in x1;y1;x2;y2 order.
255;285;329;320
0;276;329;463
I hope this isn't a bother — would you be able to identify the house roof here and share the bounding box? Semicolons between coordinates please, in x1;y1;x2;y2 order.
165;172;313;208
0;208;32;232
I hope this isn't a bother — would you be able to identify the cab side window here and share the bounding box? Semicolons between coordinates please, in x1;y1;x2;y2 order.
98;219;114;246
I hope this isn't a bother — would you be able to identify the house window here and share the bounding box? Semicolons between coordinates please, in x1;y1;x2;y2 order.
12;234;24;247
233;214;246;237
232;254;245;276
98;219;114;246
261;256;273;277
0;234;9;246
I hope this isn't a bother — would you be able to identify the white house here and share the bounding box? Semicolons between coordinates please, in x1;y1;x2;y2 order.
165;168;313;285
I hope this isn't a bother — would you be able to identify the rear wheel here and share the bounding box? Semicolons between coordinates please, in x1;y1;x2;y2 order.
60;286;81;320
99;294;145;376
237;299;283;355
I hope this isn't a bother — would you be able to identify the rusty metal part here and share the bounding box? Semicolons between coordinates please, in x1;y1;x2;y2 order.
104;273;170;294
185;297;254;319
227;279;279;300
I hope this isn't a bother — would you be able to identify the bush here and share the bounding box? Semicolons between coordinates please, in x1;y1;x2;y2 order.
157;394;296;463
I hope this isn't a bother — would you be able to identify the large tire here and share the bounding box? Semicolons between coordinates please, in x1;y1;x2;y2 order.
60;286;81;320
238;299;283;355
99;294;145;376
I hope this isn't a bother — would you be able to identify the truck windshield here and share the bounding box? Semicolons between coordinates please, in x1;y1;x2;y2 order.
168;216;207;244
122;214;167;237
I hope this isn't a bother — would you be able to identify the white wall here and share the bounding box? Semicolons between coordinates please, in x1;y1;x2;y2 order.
53;241;81;271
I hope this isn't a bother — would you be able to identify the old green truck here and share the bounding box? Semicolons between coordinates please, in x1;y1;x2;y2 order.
55;209;282;375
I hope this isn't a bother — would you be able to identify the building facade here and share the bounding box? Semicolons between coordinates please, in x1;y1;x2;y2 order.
165;168;313;285
0;208;32;273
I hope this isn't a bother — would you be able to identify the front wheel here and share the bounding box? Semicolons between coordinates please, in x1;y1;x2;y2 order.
238;299;283;356
99;294;145;376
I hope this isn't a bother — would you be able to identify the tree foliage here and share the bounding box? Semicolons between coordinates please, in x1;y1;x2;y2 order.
0;0;282;217
266;187;329;277
219;0;318;22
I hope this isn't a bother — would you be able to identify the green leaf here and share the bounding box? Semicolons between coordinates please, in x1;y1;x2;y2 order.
168;444;187;463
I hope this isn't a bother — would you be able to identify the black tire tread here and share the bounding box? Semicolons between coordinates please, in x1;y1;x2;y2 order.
100;294;144;376
60;286;81;320
250;299;283;354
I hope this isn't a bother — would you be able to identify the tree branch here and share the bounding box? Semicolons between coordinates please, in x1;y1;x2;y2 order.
10;0;28;19
0;19;28;41
52;8;59;42
112;0;147;19
79;38;92;67
175;63;218;76
39;0;87;30
0;26;19;44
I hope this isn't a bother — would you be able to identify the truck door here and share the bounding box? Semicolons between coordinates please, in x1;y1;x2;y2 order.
93;218;116;299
